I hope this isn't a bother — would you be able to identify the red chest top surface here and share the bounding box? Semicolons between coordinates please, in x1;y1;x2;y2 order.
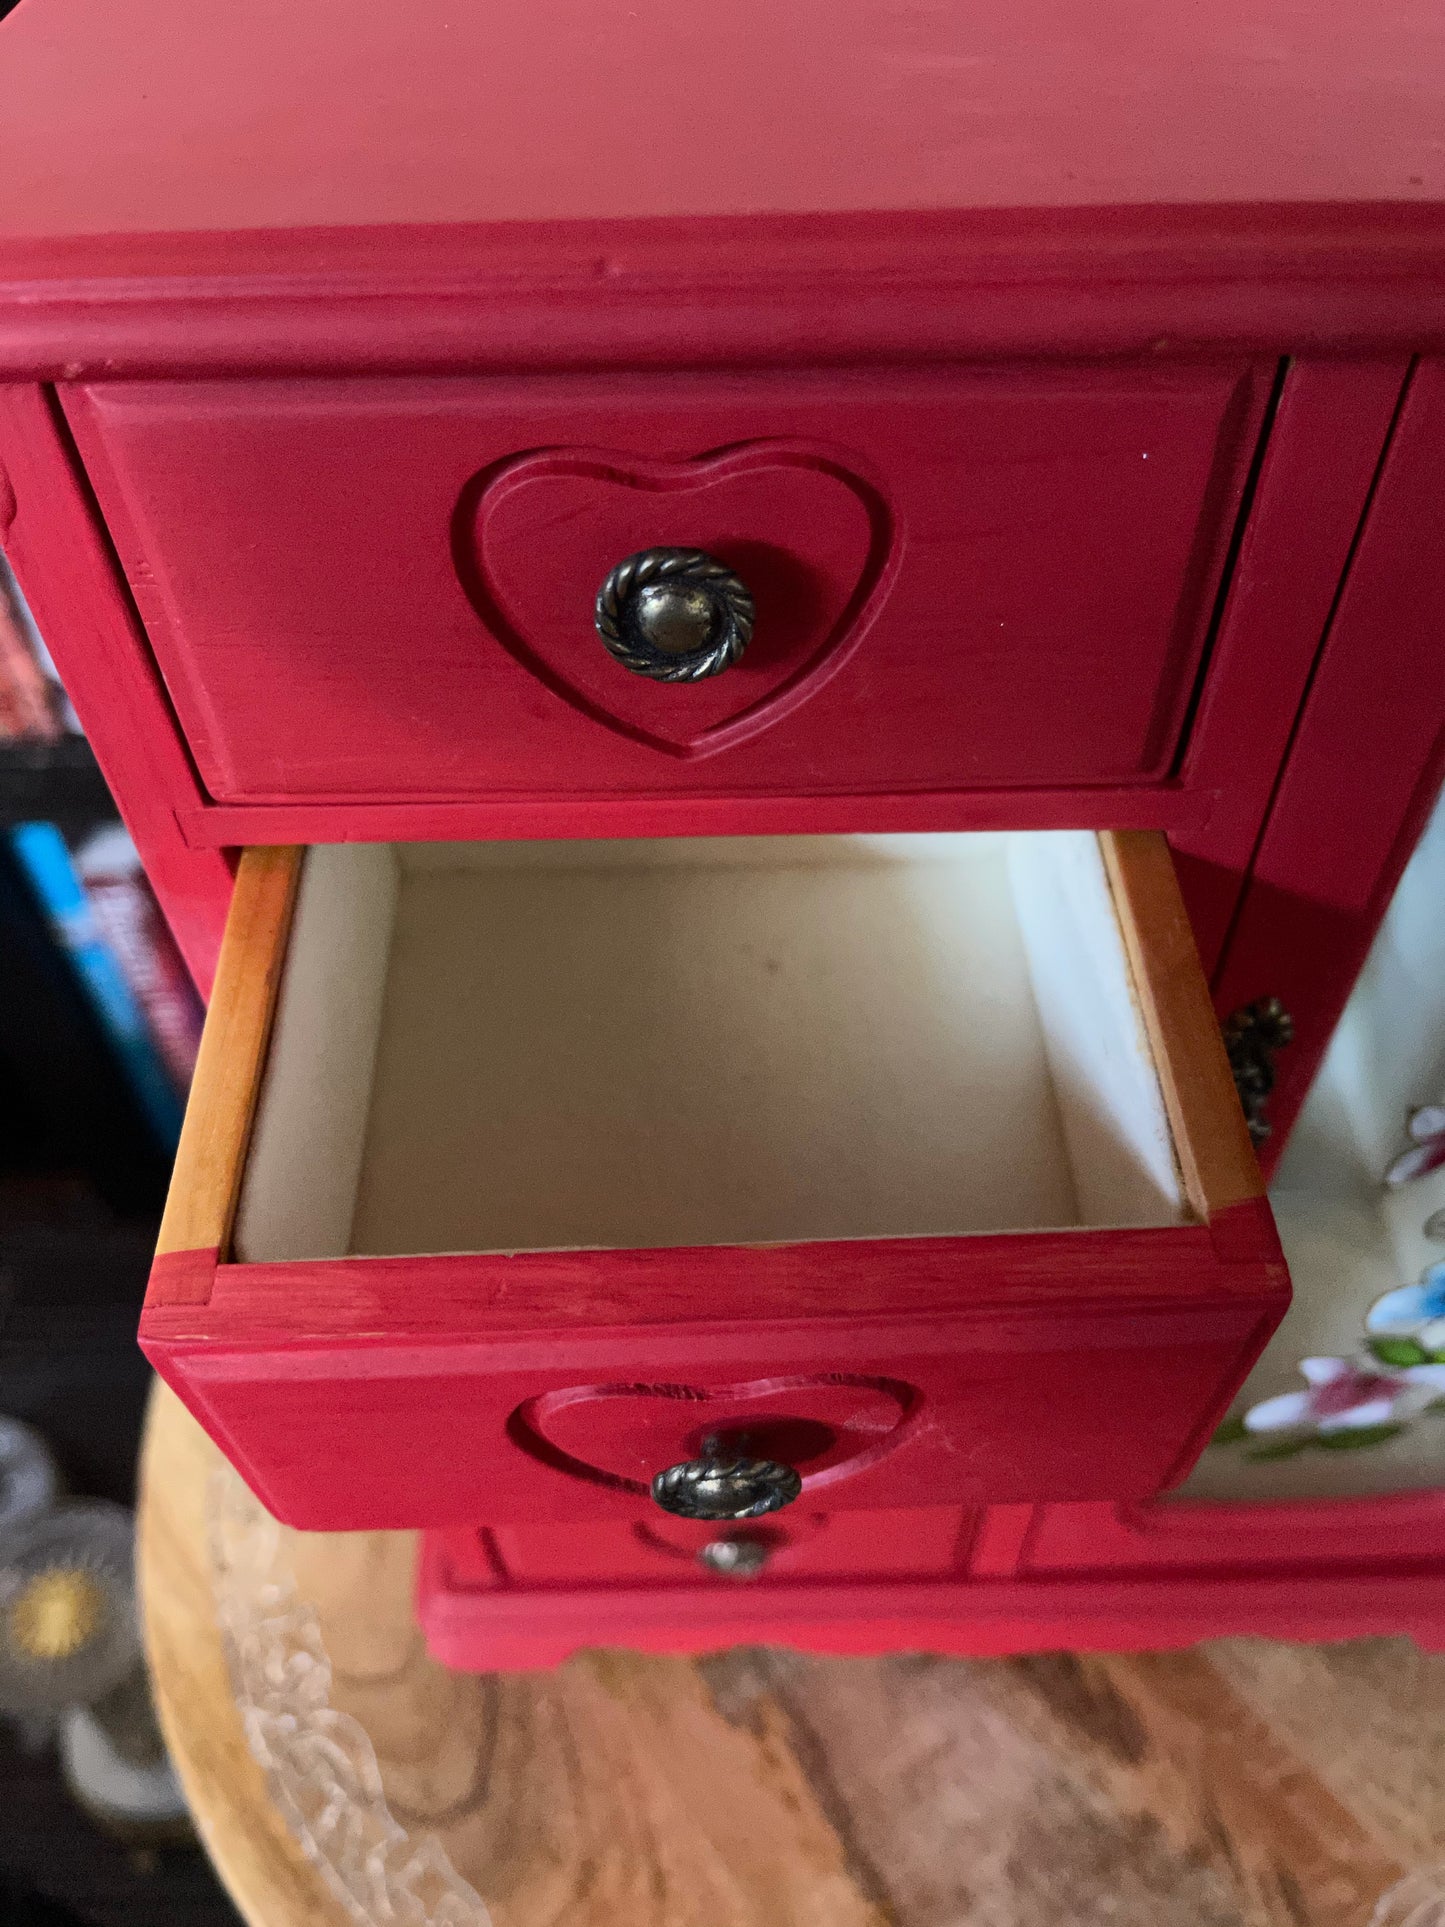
2;0;1445;240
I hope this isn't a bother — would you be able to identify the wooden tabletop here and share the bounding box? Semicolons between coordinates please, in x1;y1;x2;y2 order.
138;1382;1445;1927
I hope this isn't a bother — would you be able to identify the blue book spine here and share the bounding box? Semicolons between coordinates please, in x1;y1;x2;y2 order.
9;821;184;1152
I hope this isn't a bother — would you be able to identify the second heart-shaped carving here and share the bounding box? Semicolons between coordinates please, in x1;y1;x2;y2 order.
510;1373;922;1495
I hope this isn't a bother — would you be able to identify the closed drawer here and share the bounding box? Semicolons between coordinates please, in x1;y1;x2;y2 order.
420;1509;978;1668
487;1506;972;1585
140;829;1288;1530
67;364;1269;804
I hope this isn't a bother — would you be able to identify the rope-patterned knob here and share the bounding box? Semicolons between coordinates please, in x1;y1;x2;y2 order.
651;1450;801;1521
595;547;754;682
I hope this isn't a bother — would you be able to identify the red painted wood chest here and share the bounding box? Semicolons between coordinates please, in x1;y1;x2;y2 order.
3;0;1445;1663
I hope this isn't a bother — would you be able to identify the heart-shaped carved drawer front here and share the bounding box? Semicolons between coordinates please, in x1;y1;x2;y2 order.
72;365;1272;804
460;442;896;757
511;1374;921;1496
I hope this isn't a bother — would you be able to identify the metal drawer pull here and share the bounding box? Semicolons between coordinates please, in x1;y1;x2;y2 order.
651;1439;801;1520
696;1536;771;1578
595;546;754;682
1223;996;1294;1144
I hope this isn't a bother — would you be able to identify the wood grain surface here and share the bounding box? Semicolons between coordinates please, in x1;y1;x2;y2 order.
1101;830;1265;1220
139;1382;1445;1927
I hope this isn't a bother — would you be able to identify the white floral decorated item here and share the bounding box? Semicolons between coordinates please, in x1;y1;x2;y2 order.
1178;789;1445;1502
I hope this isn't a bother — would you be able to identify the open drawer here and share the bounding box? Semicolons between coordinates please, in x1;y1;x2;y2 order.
140;831;1288;1530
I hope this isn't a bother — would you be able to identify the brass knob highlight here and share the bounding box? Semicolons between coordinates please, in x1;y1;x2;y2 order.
696;1536;771;1578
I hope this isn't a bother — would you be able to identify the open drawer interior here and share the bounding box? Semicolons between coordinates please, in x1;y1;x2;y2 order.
145;828;1284;1530
229;831;1192;1265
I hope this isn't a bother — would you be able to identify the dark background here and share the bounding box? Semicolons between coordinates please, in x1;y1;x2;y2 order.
0;738;238;1926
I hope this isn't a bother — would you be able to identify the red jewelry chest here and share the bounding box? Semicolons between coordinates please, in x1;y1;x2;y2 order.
3;0;1444;1664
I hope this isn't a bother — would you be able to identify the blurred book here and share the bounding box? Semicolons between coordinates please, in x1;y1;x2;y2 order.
0;557;62;745
0;556;82;744
0;849;171;1216
7;825;183;1154
72;825;201;1096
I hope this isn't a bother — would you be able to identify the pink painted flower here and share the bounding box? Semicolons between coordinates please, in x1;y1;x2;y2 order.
1385;1104;1445;1187
1243;1354;1445;1439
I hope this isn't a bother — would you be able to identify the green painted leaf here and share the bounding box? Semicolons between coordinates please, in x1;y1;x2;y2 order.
1243;1437;1309;1461
1315;1423;1405;1450
1368;1336;1430;1366
1209;1413;1251;1446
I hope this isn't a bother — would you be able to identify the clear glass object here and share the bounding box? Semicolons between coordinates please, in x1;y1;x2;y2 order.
208;1463;490;1927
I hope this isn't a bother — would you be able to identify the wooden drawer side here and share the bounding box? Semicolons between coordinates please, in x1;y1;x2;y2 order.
151;845;301;1304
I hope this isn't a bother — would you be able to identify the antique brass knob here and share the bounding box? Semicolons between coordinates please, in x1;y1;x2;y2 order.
595;547;754;682
1222;996;1294;1145
696;1536;771;1578
651;1441;801;1521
